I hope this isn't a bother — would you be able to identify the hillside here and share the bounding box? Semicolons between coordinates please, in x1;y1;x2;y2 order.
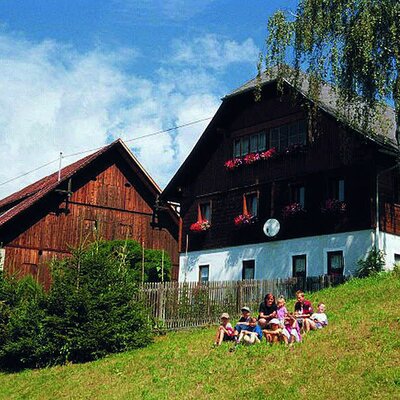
0;274;399;400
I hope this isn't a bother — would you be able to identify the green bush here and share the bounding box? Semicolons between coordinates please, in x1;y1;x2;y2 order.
0;240;154;370
90;240;171;283
356;248;386;278
392;262;400;278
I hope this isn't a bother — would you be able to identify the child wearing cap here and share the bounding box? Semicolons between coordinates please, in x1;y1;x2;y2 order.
214;313;235;346
233;306;251;339
262;318;283;344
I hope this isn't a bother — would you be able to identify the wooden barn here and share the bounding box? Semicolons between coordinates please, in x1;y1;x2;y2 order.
0;139;179;288
162;71;400;282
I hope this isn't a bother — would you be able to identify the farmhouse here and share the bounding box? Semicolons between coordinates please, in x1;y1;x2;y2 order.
0;139;179;288
162;71;400;282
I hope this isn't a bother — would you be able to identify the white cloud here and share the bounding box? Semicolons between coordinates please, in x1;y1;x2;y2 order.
0;32;258;199
170;34;259;70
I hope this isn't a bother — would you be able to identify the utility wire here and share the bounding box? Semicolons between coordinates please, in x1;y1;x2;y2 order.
0;116;212;188
0;158;60;187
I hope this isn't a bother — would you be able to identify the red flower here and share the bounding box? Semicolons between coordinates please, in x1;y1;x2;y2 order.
260;147;277;160
243;153;260;165
282;203;306;218
234;213;256;226
224;158;243;170
321;199;347;214
190;219;211;232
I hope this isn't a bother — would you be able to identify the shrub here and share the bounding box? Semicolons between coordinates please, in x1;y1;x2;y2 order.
90;240;171;283
0;240;154;370
356;248;386;278
392;262;400;278
0;275;47;370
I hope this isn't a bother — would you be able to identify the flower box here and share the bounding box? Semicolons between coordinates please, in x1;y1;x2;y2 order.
282;203;306;219
321;199;347;214
224;158;243;171
224;147;277;171
234;213;256;226
190;219;211;232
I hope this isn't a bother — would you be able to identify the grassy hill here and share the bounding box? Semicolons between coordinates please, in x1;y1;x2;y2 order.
0;274;399;400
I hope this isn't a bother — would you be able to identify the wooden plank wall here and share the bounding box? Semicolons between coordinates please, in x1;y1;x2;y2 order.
4;161;179;287
180;91;377;251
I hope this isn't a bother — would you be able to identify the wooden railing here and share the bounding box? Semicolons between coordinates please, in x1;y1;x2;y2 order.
137;275;346;330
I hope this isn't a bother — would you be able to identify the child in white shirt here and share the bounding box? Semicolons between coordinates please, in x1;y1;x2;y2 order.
304;303;328;332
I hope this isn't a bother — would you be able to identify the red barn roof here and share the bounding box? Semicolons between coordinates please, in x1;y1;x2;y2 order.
0;139;165;228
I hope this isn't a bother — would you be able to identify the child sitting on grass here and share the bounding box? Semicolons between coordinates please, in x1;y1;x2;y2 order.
236;317;263;345
262;318;283;344
304;303;328;332
294;290;314;331
282;313;301;345
233;306;251;339
214;313;235;346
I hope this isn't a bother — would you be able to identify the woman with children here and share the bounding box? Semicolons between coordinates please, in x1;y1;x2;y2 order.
213;290;328;348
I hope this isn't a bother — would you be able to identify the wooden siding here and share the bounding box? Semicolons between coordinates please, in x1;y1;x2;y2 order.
2;156;179;287
178;91;380;252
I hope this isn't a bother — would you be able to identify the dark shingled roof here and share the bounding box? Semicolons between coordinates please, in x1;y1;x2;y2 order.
225;70;398;150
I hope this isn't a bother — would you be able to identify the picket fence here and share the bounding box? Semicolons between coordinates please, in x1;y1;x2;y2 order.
137;275;346;330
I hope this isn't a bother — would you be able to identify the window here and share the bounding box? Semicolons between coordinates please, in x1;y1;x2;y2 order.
394;254;400;264
119;223;133;238
288;120;307;146
270;120;306;152
199;202;211;222
83;219;97;232
233;132;267;157
328;178;345;201
327;251;344;276
270;125;288;152
244;192;259;217
290;185;305;208
242;260;255;280
199;265;209;282
293;255;307;278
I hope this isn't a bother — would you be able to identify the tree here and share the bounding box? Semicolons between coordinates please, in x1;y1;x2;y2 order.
262;1;400;140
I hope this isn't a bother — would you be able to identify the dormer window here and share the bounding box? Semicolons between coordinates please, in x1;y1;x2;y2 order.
233;132;266;157
270;120;306;152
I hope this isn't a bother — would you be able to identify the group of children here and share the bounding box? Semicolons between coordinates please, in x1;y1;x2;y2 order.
213;290;328;349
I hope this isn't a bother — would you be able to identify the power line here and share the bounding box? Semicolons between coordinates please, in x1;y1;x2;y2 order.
0;158;60;187
0;116;212;188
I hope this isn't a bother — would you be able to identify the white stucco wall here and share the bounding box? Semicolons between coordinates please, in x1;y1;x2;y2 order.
376;231;400;269
179;229;381;282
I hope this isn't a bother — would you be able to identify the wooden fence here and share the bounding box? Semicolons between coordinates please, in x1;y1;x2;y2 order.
137;275;346;330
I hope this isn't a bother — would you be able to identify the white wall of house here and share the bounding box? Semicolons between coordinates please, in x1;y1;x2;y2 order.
377;231;400;269
179;229;381;282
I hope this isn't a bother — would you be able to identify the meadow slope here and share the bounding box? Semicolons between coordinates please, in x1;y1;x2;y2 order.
0;274;399;400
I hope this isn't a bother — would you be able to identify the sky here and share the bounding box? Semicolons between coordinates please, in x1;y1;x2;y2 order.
0;0;297;199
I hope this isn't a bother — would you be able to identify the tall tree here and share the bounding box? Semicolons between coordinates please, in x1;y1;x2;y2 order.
263;0;400;142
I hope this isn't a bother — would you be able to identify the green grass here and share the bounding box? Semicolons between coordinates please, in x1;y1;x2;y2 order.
0;274;399;400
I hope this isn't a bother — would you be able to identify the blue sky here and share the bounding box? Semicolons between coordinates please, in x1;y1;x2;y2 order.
0;0;297;198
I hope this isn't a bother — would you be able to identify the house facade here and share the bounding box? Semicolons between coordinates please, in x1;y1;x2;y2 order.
0;139;179;288
162;73;400;282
